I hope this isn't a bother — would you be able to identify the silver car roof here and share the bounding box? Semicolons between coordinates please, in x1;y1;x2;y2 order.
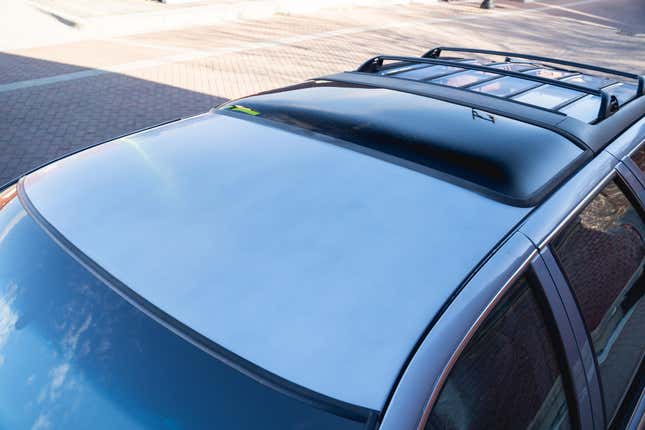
23;112;530;410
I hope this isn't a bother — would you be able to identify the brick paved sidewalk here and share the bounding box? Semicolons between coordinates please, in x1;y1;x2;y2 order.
0;0;643;184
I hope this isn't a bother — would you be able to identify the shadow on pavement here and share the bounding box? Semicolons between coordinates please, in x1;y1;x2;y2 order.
0;52;227;184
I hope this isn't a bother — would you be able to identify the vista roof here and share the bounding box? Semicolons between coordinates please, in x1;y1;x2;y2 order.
23;112;530;410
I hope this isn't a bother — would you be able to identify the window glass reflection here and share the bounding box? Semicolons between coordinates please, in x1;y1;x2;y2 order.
552;180;645;424
425;275;573;430
0;196;366;430
470;76;540;97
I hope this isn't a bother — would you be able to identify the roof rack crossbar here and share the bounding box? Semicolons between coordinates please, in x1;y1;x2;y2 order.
356;55;615;120
424;47;641;80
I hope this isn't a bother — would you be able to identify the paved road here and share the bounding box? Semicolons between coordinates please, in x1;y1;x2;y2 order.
1;0;644;184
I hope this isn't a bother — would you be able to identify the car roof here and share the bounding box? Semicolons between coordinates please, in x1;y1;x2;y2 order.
22;112;530;410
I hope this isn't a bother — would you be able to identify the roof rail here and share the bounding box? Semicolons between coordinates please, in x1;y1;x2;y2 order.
356;54;619;120
423;47;645;97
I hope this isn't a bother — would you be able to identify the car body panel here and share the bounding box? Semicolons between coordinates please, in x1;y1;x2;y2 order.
22;111;530;409
381;116;645;429
379;232;535;430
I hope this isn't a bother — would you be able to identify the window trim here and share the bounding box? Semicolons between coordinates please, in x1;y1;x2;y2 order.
538;170;616;251
540;171;645;429
622;140;645;191
415;168;645;430
416;251;586;430
415;249;538;430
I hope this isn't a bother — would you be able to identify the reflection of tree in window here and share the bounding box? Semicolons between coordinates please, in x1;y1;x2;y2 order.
631;146;645;174
552;180;645;425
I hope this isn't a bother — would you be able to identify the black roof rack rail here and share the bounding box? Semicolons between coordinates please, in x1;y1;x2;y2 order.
356;54;619;121
423;47;645;97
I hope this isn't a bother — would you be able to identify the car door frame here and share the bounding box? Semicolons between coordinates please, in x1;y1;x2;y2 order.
521;117;645;430
379;117;645;430
379;230;592;430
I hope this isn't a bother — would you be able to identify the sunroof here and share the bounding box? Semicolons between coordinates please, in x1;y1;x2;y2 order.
490;63;536;72
354;51;643;132
381;63;429;76
524;68;576;79
559;95;602;123
562;74;615;89
431;70;499;87
391;64;464;80
604;82;638;105
470;76;541;97
513;85;583;109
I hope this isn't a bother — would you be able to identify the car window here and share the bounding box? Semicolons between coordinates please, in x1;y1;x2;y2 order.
425;275;573;430
551;180;645;426
0;190;368;430
630;145;645;174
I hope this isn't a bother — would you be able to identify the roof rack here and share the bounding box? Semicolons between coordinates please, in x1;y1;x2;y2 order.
357;55;624;121
317;49;645;153
424;47;645;97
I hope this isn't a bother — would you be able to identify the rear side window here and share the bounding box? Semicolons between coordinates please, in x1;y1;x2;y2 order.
630;146;645;174
551;180;645;425
425;275;573;430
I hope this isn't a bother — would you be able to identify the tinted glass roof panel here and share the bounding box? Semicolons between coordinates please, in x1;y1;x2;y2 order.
559;94;602;123
470;76;541;97
524;68;576;79
391;64;463;80
512;84;583;109
381;63;429;76
605;82;638;105
490;62;536;72
562;74;615;89
431;70;499;87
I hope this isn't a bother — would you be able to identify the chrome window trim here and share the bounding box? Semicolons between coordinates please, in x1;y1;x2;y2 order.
625;138;644;160
410;109;644;430
538;168;645;429
416;171;619;430
538;170;616;250
415;248;539;430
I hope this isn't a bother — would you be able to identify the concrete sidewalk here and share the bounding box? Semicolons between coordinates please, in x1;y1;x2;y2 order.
1;0;643;184
4;0;438;50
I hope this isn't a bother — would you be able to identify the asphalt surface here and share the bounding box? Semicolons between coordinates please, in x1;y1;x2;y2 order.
0;0;644;184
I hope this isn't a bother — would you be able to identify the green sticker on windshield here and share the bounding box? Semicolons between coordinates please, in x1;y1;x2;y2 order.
227;105;260;116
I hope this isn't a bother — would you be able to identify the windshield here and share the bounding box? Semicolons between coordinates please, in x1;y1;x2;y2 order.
0;185;369;430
